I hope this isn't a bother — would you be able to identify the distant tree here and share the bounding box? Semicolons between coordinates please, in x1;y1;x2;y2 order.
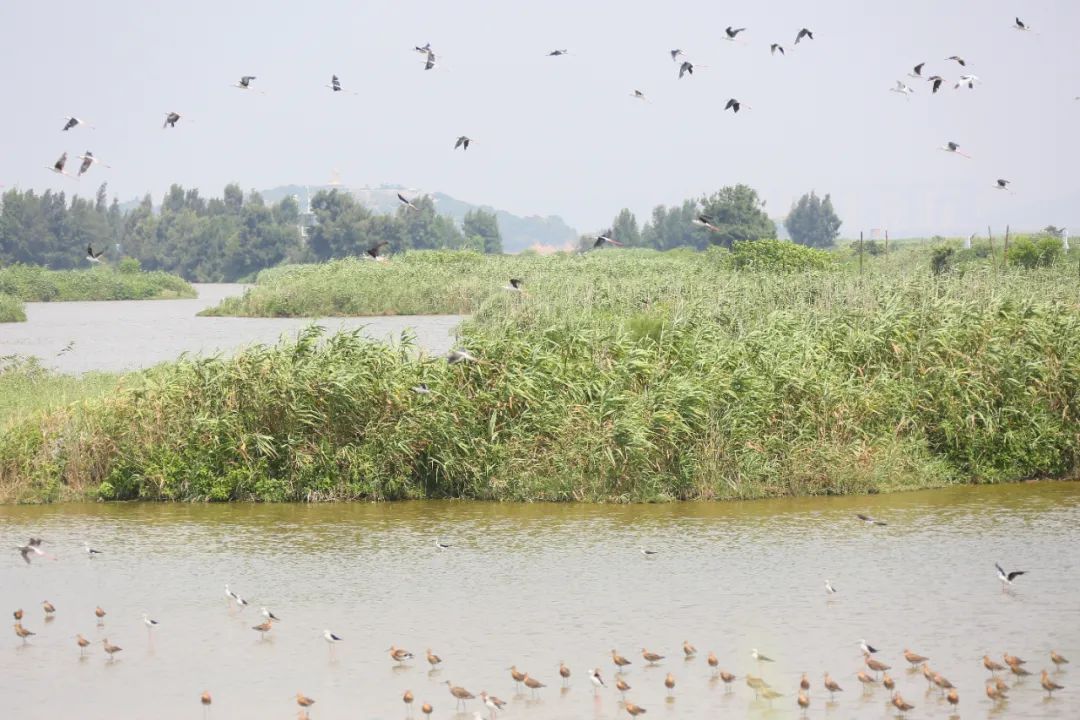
462;208;502;254
698;185;776;248
610;209;642;247
784;191;841;248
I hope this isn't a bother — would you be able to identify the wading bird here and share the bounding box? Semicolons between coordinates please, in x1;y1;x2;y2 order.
102;638;122;659
859;639;878;655
559;662;571;686
84;542;103;557
615;677;631;696
824;673;843;699
143;613;159;631
753;648;774;663
891;692;914;716
95;607;106;625
261;607;281;622
445;681;475;709
795;28;813;44
403;690;414;714
996;562;1026;589
612;649;632;670
389;645;414;664
480;691;506;717
1051;650;1069;667
504;278;524;292
641;648;664;664
76;634;90;655
825;579;837;595
640;547;658;557
665;672;675;696
903;649;928;666
397;193;418;211
296;692;315;708
683;641;697;658
865;653;890;677
770;43;784;55
454;136;471;150
590;668;605;693
14;623;35;643
323;629;343;647
857;671;878;689
523;674;545;696
43;601;56;616
252;620;273;638
624;702;646;717
163;112;182;128
86;245;105;263
426;648;442;668
797;689;809;715
1041;670;1064;697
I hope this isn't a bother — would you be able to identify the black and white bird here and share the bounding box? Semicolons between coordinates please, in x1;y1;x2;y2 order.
946;55;966;67
724;98;744;113
261;607;281;622
954;74;980;90
995;562;1026;589
859;639;879;655
795;28;814;44
593;233;623;248
78;152;108;176
670;49;684;62
940;141;971;158
163;112;182;129
84;542;104;557
454;136;471;150
366;241;389;260
1013;17;1030;31
16;538;46;565
324;629;343;645
856;513;887;526
631;89;647;100
86;245;105;263
225;584;238;602
928;75;945;94
678;60;694;79
909;63;925;78
234;592;249;609
446;349;476;365
328;74;343;92
995;178;1011;191
548;49;568;56
414;43;432;54
770;43;785;56
142;613;160;630
504;278;525;292
752;648;775;663
724;26;746;40
61;116;91;131
48;152;70;176
890;81;915;97
693;214;721;232
411;383;430;394
397;193;418;211
234;75;257;89
825;579;837;595
640;547;658;557
434;538;452;549
590;669;606;693
423;50;437;71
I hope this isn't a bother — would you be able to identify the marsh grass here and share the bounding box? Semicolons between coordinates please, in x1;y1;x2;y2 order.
0;264;195;302
3;246;1079;503
0;293;25;322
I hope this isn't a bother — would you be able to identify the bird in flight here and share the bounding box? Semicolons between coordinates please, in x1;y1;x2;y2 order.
365;241;389;260
548;49;568;56
890;81;914;97
414;43;432;54
724;26;746;41
795;28;814;44
423;51;437;71
48;152;71;177
856;513;887;526
954;74;980;90
593;233;623;249
678;61;694;79
946;55;966;67
725;98;744;113
927;75;945;94
454;136;471;151
16;538;46;564
995;179;1011;191
163;112;182;129
78;152;109;177
329;74;343;92
670;49;684;62
995;562;1026;589
693;214;721;232
1013;17;1030;32
86;245;105;263
940;141;971;158
909;63;925;78
61;116;91;131
770;43;784;56
630;89;647;100
397;193;418;211
234;75;257;90
505;278;525;292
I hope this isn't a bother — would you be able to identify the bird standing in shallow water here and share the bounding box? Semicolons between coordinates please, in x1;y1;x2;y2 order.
76;634;90;655
682;640;696;658
589;668;605;693
102;638;122;659
1051;650;1069;667
1041;670;1064;697
559;661;570;686
823;672;843;699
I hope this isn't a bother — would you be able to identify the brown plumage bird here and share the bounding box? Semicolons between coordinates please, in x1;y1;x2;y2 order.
76;634;90;654
664;672;675;696
994;677;1010;694
641;648;664;664
426;648;442;667
14;623;34;643
857;671;878;689
624;702;647;717
102;638;122;658
984;655;1006;673
612;649;631;670
200;691;212;708
797;690;809;715
1051;650;1070;667
719;671;735;688
1041;670;1064;697
13;609;23;621
296;693;315;708
903;648;928;666
615;678;631;695
985;683;1007;702
1010;663;1032;678
933;673;955;694
42;600;56;615
799;673;810;691
95;606;106;625
403;689;414;713
445;681;475;708
921;663;934;686
1004;652;1027;668
882;672;895;690
252;620;272;638
389;645;414;663
706;651;719;673
523;674;545;695
864;653;890;676
946;688;959;707
682;640;696;658
891;692;914;714
421;703;433;717
823;672;843;699
510;665;526;686
559;661;571;686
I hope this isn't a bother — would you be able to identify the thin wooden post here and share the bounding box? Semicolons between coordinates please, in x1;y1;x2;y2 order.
1003;224;1010;265
987;225;996;269
884;230;890;257
859;231;864;274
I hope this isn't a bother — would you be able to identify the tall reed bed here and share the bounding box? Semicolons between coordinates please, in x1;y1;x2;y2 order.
0;293;25;322
3;253;1079;503
0;264;195;302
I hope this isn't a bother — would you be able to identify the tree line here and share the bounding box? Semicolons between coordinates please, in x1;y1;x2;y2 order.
0;185;503;282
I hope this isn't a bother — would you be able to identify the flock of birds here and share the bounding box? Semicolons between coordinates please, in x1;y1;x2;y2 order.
10;517;1070;718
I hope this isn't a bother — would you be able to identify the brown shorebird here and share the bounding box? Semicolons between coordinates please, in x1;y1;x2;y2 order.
201;691;212;707
903;649;928;666
14;623;34;644
857;671;878;690
445;681;475;708
13;609;23;621
102;638;122;659
403;689;414;714
296;692;315;708
664;673;675;696
509;665;526;687
983;655;1006;674
1010;663;1032;679
252;620;273;639
426;648;442;668
797;690;809;716
389;645;414;664
799;673;810;691
920;663;934;686
682;641;697;659
823;673;843;699
719;671;735;689
641;648;664;665
1004;652;1027;668
746;675;770;699
615;678;631;696
95;607;106;625
932;673;955;695
994;677;1010;694
706;651;719;675
42;600;56;616
421;703;433;717
865;653;890;677
1051;650;1070;667
759;687;783;705
76;634;90;655
559;662;570;686
612;649;631;671
947;688;959;708
986;682;1008;702
624;702;647;717
1041;670;1064;697
522;674;545;696
882;672;895;691
891;692;914;716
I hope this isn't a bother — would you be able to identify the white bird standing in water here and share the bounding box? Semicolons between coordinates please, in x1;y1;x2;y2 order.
825;579;837;595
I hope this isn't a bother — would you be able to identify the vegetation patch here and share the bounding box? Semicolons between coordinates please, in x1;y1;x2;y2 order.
0;293;25;322
0;264;194;302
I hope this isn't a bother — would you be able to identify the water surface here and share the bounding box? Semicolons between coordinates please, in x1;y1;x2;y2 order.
0;284;462;374
2;482;1077;718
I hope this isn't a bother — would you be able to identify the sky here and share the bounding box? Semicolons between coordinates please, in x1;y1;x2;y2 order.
1;0;1078;238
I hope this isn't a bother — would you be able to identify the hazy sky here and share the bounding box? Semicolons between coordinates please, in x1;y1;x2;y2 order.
2;0;1078;238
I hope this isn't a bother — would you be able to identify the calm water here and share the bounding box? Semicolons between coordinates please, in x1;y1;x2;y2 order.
2;483;1078;719
0;284;462;374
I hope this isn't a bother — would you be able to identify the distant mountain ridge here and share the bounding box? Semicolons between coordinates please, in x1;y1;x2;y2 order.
259;184;579;253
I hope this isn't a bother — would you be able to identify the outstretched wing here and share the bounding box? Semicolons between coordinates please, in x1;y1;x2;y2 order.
1007;570;1026;581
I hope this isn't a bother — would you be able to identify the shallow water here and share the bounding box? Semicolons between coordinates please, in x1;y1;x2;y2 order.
2;482;1078;719
0;284;462;374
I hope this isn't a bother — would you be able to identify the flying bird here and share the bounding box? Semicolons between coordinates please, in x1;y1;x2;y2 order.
724;26;746;40
454;136;471;150
928;75;945;93
631;89;647;100
163;112;182;129
770;44;784;56
670;49;684;62
86;245;105;263
16;539;46;564
693;214;722;232
678;61;694;78
366;241;389;260
795;28;813;44
946;55;966;66
995;562;1026;588
234;75;257;89
61;116;91;131
1014;17;1030;31
856;513;887;526
78;152;108;176
724;98;744;112
424;51;437;70
547;49;568;56
955;74;980;89
940;141;971;158
328;74;343;92
48;152;70;176
397;193;418;211
593;233;623;249
890;81;914;97
414;43;432;54
995;179;1011;190
909;63;925;78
